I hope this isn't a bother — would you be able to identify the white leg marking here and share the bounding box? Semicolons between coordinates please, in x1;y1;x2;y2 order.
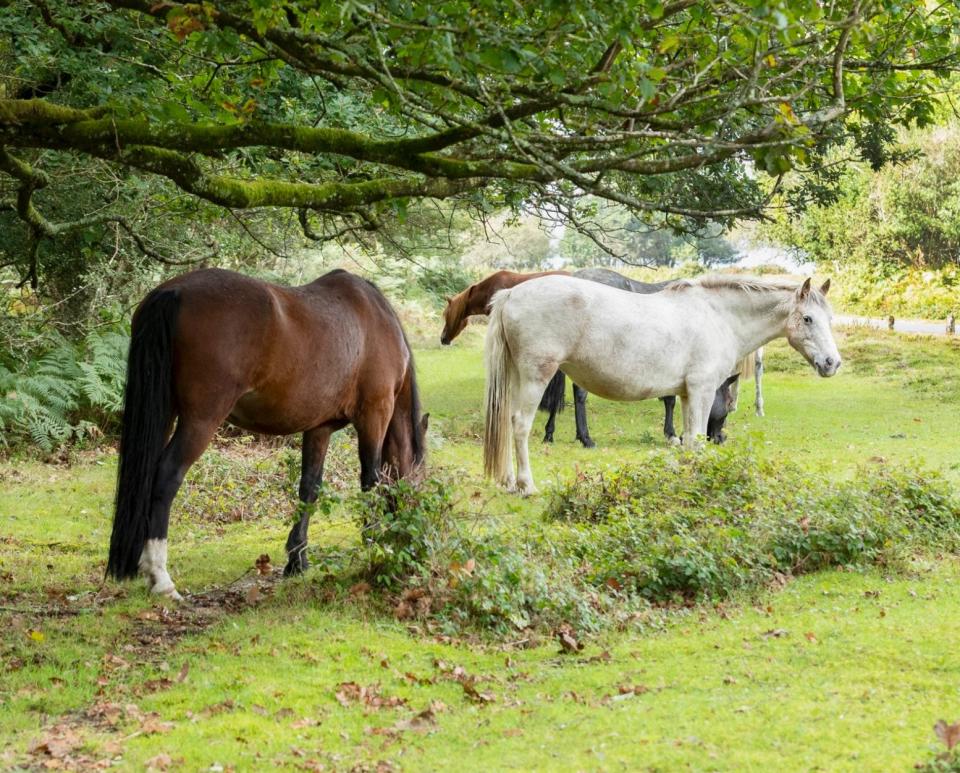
139;538;183;602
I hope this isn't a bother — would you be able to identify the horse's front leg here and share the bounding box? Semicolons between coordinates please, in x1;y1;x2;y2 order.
661;396;680;446
681;386;715;449
755;348;765;417
284;426;332;577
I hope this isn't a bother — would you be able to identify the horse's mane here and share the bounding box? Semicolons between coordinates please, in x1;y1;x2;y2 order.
667;275;830;308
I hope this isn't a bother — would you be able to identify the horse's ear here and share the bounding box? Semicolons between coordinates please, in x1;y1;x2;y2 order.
820;278;831;296
797;277;812;300
723;373;740;389
444;296;452;304
419;413;430;435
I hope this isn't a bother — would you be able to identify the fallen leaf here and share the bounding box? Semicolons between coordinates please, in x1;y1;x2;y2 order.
140;715;174;734
761;628;788;639
176;662;190;683
29;727;82;759
145;753;175;770
556;624;584;654
461;677;495;704
804;632;818;643
348;581;371;597
255;554;272;575
935;719;960;750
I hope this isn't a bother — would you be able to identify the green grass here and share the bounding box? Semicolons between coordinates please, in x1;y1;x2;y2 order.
2;325;960;770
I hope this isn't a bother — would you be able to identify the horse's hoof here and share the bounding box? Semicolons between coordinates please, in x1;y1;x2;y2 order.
283;558;309;577
151;584;184;603
667;436;681;447
542;435;554;444
579;437;596;449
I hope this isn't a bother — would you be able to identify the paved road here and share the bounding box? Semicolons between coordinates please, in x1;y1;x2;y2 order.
836;314;954;337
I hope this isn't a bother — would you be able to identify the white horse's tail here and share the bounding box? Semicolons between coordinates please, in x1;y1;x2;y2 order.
739;350;757;381
483;290;513;483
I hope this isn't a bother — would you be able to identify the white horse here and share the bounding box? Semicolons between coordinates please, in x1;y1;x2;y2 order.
483;275;840;494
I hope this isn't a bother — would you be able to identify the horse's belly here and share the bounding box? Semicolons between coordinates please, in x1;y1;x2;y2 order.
229;390;337;435
560;363;680;401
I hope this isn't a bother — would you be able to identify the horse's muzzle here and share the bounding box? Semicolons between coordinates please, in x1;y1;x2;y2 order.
815;356;841;377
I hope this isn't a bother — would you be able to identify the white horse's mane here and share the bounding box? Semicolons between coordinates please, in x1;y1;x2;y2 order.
667;274;830;308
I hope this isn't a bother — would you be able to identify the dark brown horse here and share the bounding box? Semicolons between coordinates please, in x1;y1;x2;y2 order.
440;269;569;344
107;268;426;600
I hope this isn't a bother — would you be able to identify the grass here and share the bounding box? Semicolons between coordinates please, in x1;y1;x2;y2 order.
2;325;960;770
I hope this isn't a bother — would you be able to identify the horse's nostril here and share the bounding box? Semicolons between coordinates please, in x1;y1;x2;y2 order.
825;357;834;367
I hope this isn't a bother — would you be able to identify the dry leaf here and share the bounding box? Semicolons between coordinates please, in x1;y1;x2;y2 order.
255;554;272;575
804;632;818;643
176;662;189;683
145;753;174;770
761;628;789;639
935;719;960;750
461;677;495;704
556;624;584;654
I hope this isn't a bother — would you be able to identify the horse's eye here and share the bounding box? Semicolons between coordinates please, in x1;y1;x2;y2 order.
803;315;813;325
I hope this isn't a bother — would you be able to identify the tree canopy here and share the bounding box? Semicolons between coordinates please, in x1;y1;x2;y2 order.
1;0;959;281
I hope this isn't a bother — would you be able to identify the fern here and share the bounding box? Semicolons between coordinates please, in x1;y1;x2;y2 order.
0;327;129;453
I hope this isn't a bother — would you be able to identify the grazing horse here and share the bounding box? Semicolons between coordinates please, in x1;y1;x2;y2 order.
484;275;839;494
107;268;426;600
440;269;569;345
442;268;754;445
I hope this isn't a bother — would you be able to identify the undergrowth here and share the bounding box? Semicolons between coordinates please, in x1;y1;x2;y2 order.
307;448;960;639
0;328;128;452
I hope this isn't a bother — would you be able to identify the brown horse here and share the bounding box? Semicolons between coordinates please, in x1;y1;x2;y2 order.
440;270;568;344
107;268;426;600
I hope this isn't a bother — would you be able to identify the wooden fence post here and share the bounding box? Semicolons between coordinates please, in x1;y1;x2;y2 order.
887;315;895;331
948;314;956;335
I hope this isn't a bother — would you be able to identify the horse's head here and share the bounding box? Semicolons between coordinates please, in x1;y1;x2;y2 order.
382;412;429;482
785;278;841;377
440;288;471;345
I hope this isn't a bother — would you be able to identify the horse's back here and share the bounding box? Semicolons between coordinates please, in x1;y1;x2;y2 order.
158;268;408;433
573;267;674;294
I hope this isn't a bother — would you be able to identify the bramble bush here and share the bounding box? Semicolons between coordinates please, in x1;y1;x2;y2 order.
543;449;960;603
309;449;960;637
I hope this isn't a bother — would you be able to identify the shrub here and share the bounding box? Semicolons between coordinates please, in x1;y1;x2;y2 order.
306;453;960;637
544;448;960;604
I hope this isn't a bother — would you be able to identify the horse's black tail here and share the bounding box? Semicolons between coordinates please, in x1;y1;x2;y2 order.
107;288;180;581
403;330;425;466
538;370;566;414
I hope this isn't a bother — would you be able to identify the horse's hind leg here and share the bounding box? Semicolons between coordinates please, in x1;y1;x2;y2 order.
141;415;221;600
284;426;332;577
542;406;557;444
512;373;553;495
573;384;595;448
